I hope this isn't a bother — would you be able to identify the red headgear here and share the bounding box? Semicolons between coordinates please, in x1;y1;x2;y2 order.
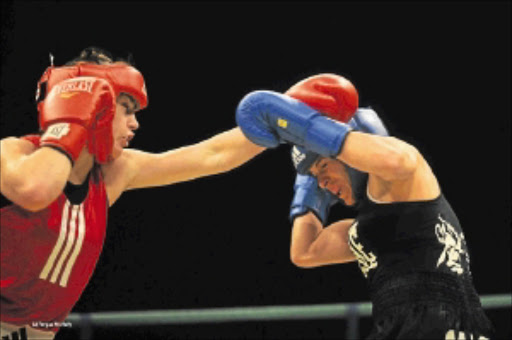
35;63;148;163
36;63;148;111
285;73;358;122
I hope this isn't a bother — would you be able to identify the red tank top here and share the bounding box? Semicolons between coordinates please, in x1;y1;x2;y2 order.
0;135;109;332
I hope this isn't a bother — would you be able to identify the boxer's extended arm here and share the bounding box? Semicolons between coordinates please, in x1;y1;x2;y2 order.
0;137;72;211
290;213;356;268
102;127;265;204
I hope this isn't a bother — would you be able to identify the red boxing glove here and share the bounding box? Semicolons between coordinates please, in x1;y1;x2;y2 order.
285;73;359;122
39;77;116;163
87;94;116;163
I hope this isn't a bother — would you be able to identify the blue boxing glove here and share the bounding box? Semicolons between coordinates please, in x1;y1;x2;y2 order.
348;107;389;136
290;174;339;226
236;90;352;158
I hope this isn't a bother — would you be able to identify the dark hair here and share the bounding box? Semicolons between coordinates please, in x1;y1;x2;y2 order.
65;46;135;66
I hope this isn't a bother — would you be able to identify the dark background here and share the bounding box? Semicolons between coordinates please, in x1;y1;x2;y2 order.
1;1;510;339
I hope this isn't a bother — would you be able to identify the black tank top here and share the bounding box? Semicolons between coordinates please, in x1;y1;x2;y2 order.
349;192;471;283
348;191;485;321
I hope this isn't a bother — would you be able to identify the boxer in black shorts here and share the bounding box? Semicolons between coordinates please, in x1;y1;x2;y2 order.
236;74;494;339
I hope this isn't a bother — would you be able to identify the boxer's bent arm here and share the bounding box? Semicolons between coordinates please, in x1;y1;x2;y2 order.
338;132;421;181
105;127;265;196
290;213;356;268
0;137;72;211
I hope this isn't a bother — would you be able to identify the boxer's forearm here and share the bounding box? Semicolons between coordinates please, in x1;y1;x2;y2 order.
291;215;356;268
198;127;266;174
337;132;420;181
1;138;71;211
119;127;265;190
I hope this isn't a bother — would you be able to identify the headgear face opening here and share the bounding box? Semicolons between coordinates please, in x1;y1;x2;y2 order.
291;108;389;206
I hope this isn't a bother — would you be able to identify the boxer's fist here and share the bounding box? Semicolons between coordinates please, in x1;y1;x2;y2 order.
236;90;352;157
39;77;116;163
289;173;338;225
348;108;389;136
285;73;359;123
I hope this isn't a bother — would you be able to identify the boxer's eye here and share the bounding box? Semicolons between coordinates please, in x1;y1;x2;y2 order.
317;161;327;172
122;103;134;114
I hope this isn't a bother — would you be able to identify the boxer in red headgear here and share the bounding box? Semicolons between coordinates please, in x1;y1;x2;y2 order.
0;47;266;339
35;56;148;164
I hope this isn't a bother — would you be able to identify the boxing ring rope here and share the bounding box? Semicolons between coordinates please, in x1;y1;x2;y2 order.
66;293;511;339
